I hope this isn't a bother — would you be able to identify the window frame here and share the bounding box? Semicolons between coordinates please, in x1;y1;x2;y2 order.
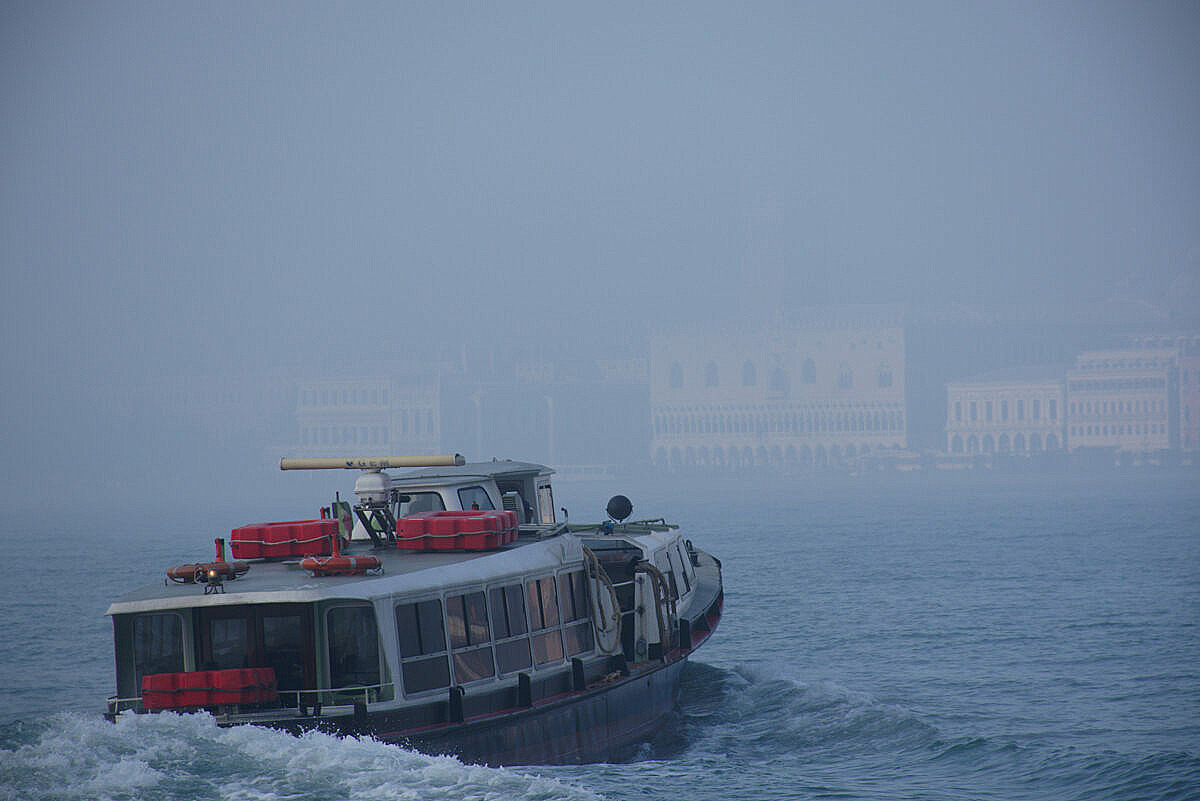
457;485;495;510
394;598;451;696
325;603;383;692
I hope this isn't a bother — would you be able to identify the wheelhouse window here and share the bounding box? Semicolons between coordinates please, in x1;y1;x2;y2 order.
395;600;450;694
446;591;494;683
669;547;691;594
536;483;555;524
458;486;494;510
327;605;380;689
397;492;445;515
489;583;532;674
527;576;563;665
654;551;679;601
133;613;183;689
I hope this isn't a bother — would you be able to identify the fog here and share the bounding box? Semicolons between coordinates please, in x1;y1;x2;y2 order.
2;1;1198;510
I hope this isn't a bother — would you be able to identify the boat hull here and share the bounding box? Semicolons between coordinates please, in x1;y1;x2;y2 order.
246;652;691;765
398;657;687;765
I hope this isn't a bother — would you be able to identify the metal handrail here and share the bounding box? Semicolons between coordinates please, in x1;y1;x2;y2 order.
107;681;397;716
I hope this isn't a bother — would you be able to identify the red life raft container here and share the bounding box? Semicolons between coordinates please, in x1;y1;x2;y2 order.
141;668;277;710
230;519;336;559
396;510;518;551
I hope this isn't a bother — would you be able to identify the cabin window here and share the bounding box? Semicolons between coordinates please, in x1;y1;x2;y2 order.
563;622;593;657
395;600;450;694
196;605;315;701
557;570;594;657
487;585;530;671
490;584;528;638
532;629;564;665
527;576;560;629
669;548;691;594
327;605;380;689
209;617;251;669
397;492;445;516
489;584;531;674
458;486;494;510
446;591;494;683
654;552;679;601
557;571;589;622
262;611;309;696
527;576;564;665
132;613;183;688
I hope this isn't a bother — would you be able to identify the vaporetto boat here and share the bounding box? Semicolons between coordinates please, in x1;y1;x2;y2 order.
105;454;723;765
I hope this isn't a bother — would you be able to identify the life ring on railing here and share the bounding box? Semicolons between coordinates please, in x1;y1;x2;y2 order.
299;554;382;577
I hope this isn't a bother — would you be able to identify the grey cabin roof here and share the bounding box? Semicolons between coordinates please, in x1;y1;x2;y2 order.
390;460;553;484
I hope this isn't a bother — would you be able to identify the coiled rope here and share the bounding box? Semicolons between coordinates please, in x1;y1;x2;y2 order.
582;544;623;654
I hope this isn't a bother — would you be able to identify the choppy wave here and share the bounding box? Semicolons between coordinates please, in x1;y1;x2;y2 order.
646;662;1200;801
0;712;600;801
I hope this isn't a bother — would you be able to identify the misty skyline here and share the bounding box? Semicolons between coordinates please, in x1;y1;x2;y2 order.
2;2;1198;503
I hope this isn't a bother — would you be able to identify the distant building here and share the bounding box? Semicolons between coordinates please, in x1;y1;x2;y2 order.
1181;342;1200;454
295;374;441;457
904;304;1160;451
1065;348;1178;454
944;367;1066;455
650;308;906;470
1129;333;1200;454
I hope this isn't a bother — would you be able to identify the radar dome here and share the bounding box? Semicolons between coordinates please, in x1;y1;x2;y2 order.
606;494;633;522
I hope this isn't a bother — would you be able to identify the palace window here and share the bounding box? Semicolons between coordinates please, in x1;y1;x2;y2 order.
669;363;683;389
705;361;719;387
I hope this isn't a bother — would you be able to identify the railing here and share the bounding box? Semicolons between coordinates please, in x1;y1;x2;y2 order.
107;681;396;718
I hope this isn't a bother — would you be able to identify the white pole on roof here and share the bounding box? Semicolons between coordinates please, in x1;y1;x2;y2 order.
280;454;465;470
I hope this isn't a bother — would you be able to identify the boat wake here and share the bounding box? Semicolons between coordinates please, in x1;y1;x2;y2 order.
0;712;601;801
653;661;939;762
647;662;1200;801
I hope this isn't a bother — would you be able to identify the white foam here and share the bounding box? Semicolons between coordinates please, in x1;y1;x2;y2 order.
0;712;603;801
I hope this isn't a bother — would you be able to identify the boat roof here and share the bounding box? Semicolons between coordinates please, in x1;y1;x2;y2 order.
389;460;553;484
107;534;581;616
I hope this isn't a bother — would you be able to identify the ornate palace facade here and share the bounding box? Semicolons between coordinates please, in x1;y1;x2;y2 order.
650;309;906;469
945;368;1066;455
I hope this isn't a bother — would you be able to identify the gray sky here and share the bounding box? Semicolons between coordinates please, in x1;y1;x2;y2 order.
2;2;1197;431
